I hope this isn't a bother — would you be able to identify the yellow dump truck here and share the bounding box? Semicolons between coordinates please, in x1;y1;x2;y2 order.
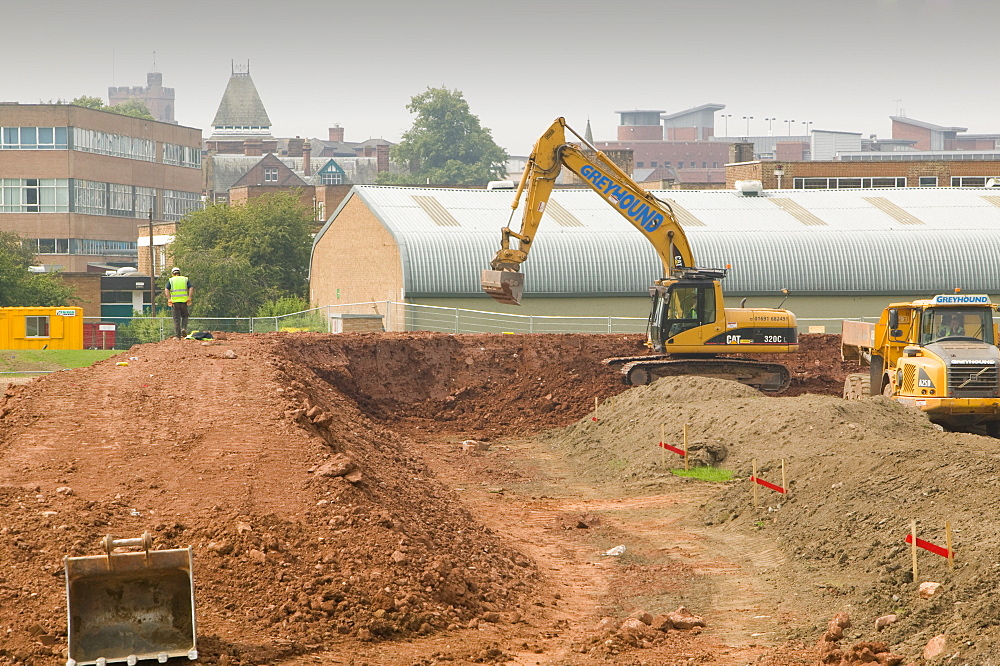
842;294;1000;437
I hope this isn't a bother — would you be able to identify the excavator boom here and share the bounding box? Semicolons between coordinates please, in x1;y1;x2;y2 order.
482;118;692;304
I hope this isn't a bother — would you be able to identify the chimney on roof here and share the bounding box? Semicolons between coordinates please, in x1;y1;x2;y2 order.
329;125;344;142
376;144;390;172
303;140;312;177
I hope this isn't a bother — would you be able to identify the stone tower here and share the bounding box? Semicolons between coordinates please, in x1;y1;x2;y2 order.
108;68;177;124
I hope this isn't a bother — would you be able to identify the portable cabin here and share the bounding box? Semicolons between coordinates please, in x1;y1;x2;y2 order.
0;307;84;350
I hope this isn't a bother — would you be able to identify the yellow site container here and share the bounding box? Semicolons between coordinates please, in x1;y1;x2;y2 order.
0;306;84;350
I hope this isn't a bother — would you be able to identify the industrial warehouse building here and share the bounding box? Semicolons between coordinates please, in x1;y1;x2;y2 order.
309;185;1000;329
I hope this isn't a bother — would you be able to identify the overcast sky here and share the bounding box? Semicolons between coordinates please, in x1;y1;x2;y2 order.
4;0;997;153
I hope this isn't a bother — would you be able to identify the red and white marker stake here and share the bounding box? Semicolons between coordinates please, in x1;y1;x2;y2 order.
750;459;788;507
905;520;955;575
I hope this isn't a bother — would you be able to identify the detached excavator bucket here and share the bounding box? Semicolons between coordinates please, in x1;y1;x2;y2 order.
65;534;197;666
481;269;525;305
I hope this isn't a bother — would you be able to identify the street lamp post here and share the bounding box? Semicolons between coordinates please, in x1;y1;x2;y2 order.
742;115;753;136
764;117;775;136
801;120;813;135
721;113;732;137
784;119;795;136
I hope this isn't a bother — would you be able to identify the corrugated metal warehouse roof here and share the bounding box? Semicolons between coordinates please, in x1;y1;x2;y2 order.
314;186;1000;296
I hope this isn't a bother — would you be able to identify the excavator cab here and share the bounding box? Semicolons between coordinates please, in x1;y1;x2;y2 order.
649;280;719;351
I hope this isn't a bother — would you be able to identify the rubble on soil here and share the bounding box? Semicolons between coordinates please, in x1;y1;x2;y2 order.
2;331;998;663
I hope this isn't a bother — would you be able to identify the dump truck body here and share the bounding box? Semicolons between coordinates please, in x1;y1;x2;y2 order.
842;295;1000;436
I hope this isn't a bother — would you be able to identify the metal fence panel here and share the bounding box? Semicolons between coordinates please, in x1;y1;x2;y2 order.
84;303;860;350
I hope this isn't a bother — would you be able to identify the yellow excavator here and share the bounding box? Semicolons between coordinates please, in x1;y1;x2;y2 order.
482;117;799;392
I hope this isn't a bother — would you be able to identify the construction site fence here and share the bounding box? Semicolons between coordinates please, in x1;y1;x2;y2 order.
82;303;870;351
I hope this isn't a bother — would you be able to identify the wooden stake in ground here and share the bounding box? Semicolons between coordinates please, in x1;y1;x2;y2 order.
660;424;665;468
911;519;919;581
751;459;759;508
781;459;787;498
946;521;954;570
683;423;689;470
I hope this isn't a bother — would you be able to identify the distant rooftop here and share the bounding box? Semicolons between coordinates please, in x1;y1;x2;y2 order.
661;103;725;121
890;116;967;133
211;64;271;130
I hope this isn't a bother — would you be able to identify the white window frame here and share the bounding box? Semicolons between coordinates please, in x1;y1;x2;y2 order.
25;316;50;338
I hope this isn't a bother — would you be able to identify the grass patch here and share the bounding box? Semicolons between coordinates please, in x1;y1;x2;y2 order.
0;349;121;373
607;458;628;473
670;466;734;483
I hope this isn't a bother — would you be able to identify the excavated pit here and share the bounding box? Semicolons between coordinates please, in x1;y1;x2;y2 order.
5;332;995;664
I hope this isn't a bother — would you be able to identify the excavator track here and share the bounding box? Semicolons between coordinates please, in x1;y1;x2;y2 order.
603;354;670;369
615;357;791;393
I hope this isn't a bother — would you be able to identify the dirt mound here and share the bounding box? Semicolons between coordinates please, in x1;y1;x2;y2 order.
0;334;583;662
543;373;1000;661
279;332;643;437
538;375;938;489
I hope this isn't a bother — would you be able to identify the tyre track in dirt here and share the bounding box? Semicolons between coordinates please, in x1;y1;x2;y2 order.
388;432;816;664
0;342;315;518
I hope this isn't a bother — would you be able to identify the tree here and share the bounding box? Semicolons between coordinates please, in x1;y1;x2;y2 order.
168;191;314;318
0;231;76;306
377;87;508;186
109;99;156;120
70;96;105;110
70;96;155;120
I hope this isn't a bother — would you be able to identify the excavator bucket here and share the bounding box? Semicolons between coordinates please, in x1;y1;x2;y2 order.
481;269;525;305
65;534;197;666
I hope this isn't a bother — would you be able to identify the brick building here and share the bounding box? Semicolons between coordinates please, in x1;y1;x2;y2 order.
595;106;731;186
616;110;666;140
593;139;730;187
0;103;202;274
226;153;353;225
727;158;1000;190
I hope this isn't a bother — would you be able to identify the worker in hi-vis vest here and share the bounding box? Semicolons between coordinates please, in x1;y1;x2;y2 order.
164;267;193;339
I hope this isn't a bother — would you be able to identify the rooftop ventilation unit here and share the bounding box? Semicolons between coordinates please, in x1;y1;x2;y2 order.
734;180;763;197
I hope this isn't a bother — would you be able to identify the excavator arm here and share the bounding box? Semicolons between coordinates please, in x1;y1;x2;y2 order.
483;117;693;305
481;117;799;392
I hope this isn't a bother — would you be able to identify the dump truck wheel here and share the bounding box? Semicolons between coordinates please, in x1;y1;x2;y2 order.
843;374;870;400
882;381;894;397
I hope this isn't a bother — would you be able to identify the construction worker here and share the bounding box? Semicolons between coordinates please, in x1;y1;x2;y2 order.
164;267;193;339
936;313;964;339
